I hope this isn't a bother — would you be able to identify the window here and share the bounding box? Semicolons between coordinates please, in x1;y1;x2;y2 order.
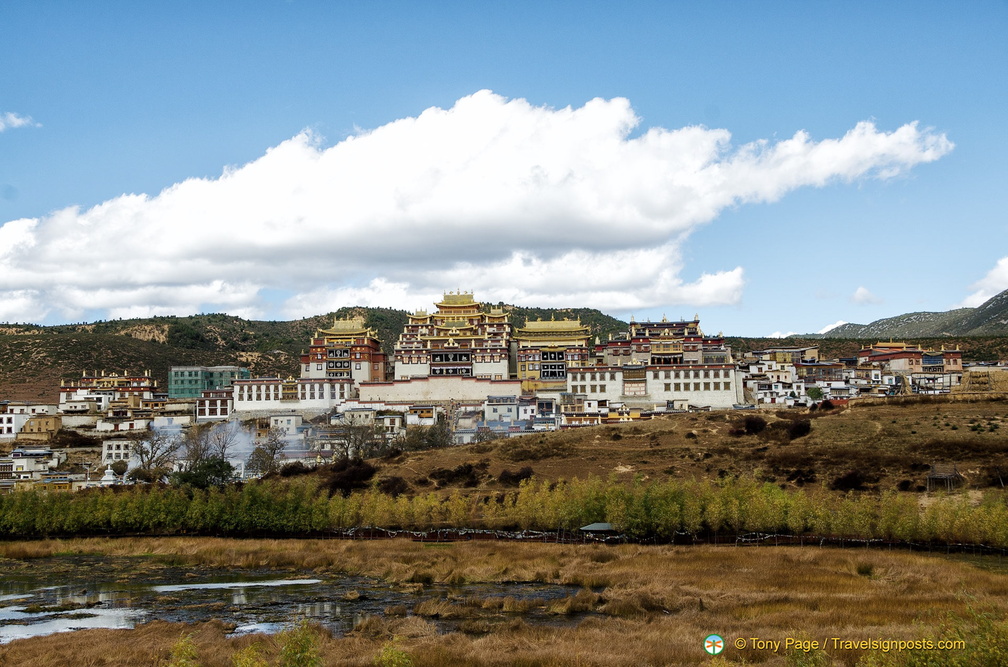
664;383;671;391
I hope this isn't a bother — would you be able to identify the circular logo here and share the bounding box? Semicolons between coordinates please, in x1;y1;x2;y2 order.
705;634;725;655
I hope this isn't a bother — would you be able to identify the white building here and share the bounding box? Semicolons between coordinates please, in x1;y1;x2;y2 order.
566;364;742;409
232;377;354;414
102;438;133;463
0;413;30;440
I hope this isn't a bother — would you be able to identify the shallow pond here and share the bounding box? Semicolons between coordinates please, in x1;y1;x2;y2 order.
0;554;586;643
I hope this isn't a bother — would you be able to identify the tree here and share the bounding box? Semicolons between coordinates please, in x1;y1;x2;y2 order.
205;421;244;459
129;429;181;482
110;460;129;476
474;427;503;443
247;428;287;476
395;421;452;452
170;456;235;489
179;421;248;471
806;386;824;401
327;422;387;460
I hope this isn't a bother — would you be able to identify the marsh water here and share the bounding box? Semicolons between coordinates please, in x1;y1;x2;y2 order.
0;554;583;643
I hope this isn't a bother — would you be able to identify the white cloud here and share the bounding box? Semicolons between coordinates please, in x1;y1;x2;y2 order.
0;90;953;323
0;112;39;132
767;331;797;338
817;320;847;334
851;286;882;305
959;257;1008;307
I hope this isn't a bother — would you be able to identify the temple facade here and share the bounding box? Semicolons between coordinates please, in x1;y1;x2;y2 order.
300;316;386;384
393;292;511;381
513;318;591;394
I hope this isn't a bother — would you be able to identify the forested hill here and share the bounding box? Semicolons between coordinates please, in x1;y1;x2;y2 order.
0;305;628;401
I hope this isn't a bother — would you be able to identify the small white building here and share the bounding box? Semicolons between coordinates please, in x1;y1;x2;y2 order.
0;413;30;440
102;438;133;463
484;396;519;423
1;448;66;480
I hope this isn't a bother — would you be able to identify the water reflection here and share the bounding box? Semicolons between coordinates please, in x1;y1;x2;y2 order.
0;555;583;644
152;579;322;593
0;607;141;643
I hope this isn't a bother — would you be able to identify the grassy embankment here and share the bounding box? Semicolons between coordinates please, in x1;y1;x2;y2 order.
0;538;1007;666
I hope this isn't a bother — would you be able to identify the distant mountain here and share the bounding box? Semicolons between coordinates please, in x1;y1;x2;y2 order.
817;288;1008;339
0;305;627;401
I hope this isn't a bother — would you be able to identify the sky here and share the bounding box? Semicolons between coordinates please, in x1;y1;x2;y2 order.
1;2;1006;337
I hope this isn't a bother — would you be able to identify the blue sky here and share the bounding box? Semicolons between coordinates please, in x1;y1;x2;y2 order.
1;2;1005;336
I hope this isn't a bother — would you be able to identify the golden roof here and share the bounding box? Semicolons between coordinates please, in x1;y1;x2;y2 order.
437;291;478;307
318;316;376;338
517;318;588;334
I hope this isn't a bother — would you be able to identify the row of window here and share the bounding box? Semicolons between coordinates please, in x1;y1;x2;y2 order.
237;384;348;401
431;367;473;376
433;352;472;363
569;369;731;382
401;355;503;364
570;381;732;394
518;351;580;361
652;369;729;380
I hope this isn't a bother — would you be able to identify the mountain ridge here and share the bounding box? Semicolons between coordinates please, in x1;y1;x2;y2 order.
814;288;1008;339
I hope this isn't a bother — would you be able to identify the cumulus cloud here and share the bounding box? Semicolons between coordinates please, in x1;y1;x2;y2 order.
0;90;953;323
0;112;39;131
851;286;882;305
959;257;1008;307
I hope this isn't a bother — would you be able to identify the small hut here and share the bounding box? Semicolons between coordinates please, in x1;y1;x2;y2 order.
926;463;964;492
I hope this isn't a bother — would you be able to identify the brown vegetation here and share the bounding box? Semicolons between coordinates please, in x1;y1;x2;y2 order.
374;398;1008;494
0;537;1006;665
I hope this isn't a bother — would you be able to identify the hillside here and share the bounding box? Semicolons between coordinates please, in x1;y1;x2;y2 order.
373;397;1008;496
0;305;627;401
818;287;1008;338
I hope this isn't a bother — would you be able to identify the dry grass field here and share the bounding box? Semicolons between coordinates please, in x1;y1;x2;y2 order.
1;537;1007;666
376;398;1008;496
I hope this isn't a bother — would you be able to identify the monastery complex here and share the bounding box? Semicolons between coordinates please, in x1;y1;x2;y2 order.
228;291;744;418
2;291;973;472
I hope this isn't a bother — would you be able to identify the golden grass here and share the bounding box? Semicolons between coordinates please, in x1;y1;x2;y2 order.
0;537;1006;665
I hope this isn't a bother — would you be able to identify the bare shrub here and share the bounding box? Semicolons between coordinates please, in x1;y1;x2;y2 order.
499;439;574;462
743;415;767;435
497;466;534;487
377;476;411;497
